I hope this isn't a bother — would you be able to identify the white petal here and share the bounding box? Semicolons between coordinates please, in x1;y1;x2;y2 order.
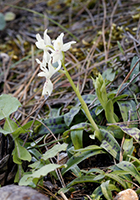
62;41;76;51
42;79;53;96
36;30;52;50
58;33;64;42
36;58;41;64
57;60;62;71
44;29;51;46
47;59;61;77
35;39;46;50
35;33;45;49
37;58;49;77
47;59;55;76
43;51;51;63
53;33;64;50
37;58;46;71
36;33;42;41
51;51;63;63
38;71;48;77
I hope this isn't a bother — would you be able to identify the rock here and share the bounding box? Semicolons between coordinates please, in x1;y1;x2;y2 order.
0;185;49;200
114;189;138;200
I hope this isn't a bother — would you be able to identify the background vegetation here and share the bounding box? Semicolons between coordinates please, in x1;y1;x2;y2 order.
0;0;140;199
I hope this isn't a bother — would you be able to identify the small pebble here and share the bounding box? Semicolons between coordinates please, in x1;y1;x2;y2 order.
114;189;138;200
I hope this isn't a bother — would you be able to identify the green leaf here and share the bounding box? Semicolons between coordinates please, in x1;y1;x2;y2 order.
70;129;83;150
12;147;22;164
49;107;62;117
70;123;85;149
66;175;98;186
100;128;120;160
0;118;33;138
118;125;140;142
109;165;133;188
75;94;97;105
4;117;18;132
101;180;113;200
127;155;140;166
30;164;66;178
107;90;116;99
0;13;6;30
28;148;42;160
12;139;31;164
95;105;103;115
42;143;67;160
102;68;115;82
136;188;140;195
117;41;124;54
105;99;116;123
64;106;81;126
12;121;34;139
117;100;138;127
59;175;99;194
105;173;129;189
29;160;43;170
86;168;104;175
63;122;90;140
19;173;38;187
93;174;105;181
61;145;105;175
107;125;124;139
70;165;81;178
91;183;120;200
58;187;72;195
34;103;102;136
0;94;21;120
35;115;68;135
130;56;140;83
0;117;18;135
14;165;24;183
112;94;128;104
116;161;140;183
29;135;45;148
91;186;103;200
123;138;134;161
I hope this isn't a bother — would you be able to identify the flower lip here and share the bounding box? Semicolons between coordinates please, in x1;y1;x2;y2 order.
42;79;53;96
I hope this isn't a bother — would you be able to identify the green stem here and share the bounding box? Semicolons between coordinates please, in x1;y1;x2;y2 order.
62;62;101;140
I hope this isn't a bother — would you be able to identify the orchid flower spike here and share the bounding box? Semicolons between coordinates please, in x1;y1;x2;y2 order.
35;29;52;63
37;58;61;96
51;33;76;63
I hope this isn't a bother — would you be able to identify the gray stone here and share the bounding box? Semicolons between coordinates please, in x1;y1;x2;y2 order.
0;185;49;200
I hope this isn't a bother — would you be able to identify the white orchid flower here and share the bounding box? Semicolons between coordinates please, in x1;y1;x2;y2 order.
37;58;61;96
35;29;52;50
51;33;76;63
35;29;52;63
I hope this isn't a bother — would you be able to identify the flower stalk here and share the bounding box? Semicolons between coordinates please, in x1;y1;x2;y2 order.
62;61;101;138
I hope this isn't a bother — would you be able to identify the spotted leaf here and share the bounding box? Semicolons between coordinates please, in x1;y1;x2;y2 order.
119;124;140;142
64;106;81;126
